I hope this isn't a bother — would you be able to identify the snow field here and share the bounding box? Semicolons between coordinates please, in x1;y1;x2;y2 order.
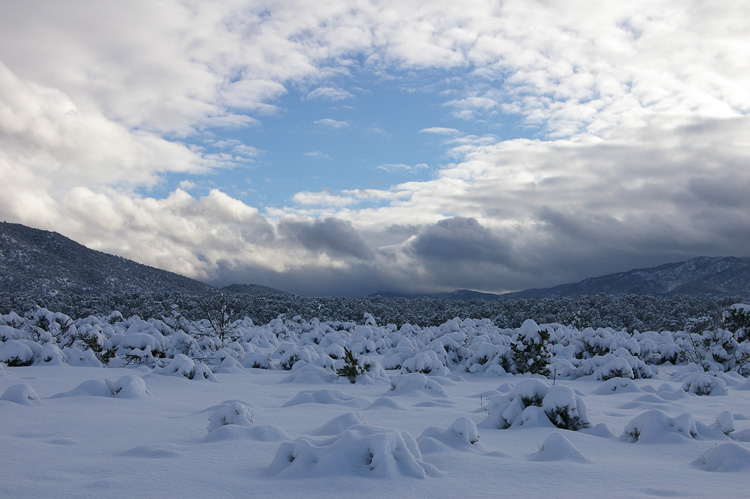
1;309;750;497
1;363;750;498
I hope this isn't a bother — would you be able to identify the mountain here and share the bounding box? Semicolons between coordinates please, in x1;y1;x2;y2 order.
502;256;750;299
374;256;750;300
0;221;219;297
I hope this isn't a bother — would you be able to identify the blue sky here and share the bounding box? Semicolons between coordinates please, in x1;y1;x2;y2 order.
1;0;749;296
154;68;525;209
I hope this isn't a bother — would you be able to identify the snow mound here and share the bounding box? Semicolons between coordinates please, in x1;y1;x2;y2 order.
736;378;750;391
389;373;448;397
418;417;480;453
0;340;35;366
692;443;750;472
731;429;750;442
312;412;365;435
106;375;150;399
593;377;642;394
202;424;292;443
1;383;41;405
157;354;216;381
51;375;150;399
281;364;337;384
529;432;591;463
213;356;247;374
207;401;254;432
682;374;728;396
0;324;22;341
282;389;369;409
621;409;697;443
713;411;735;436
581;423;616;439
365;397;407;411
266;425;440;479
655;383;688;401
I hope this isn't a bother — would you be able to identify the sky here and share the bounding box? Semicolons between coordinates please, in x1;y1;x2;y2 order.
1;0;749;296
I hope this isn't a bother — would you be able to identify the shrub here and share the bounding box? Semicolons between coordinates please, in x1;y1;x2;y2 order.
336;347;371;383
510;321;551;376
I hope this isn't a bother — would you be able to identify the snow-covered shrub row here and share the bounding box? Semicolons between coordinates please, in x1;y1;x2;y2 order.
1;290;737;333
1;305;749;381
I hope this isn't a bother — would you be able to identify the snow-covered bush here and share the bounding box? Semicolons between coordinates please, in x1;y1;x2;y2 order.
159;354;215;381
0;324;22;342
207;402;254;432
542;385;591;431
723;304;750;342
575;327;613;359
621;409;697;443
0;340;35;366
509;320;551;376
266;425;440;478
418;417;480;453
401;350;450;377
480;379;590;430
681;373;728;396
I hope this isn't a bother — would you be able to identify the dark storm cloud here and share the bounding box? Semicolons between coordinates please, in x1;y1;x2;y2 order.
408;217;512;265
278;217;375;261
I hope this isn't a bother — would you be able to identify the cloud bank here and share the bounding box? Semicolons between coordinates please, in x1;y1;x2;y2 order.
1;0;749;296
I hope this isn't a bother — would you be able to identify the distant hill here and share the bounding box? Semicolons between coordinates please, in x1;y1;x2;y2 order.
0;221;218;297
374;256;750;300
221;283;290;296
0;222;288;300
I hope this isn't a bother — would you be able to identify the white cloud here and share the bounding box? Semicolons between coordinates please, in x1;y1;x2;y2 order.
418;127;461;135
291;191;358;207
305;150;333;160
306;87;354;101
313;118;350;129
377;163;430;173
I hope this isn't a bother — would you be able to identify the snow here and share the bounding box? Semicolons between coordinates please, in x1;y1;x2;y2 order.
1;310;750;497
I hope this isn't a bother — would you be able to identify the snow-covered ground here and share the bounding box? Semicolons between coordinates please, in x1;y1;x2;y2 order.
2;309;750;497
2;362;749;498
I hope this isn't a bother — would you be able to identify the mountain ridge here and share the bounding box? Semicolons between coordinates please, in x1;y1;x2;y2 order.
374;256;750;300
0;221;287;298
2;222;748;302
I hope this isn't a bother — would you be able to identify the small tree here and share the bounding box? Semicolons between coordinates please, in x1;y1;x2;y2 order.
198;293;242;346
511;328;551;376
336;348;371;383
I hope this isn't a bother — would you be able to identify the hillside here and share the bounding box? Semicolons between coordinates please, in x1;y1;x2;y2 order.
503;256;750;299
374;256;750;300
0;222;215;297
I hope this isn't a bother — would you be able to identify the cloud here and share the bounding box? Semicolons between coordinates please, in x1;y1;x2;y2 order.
305;150;333;160
409;217;511;265
278;217;375;261
306;87;354;101
377;163;429;173
292;191;357;207
0;62;211;196
313;118;350;129
418;127;461;135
